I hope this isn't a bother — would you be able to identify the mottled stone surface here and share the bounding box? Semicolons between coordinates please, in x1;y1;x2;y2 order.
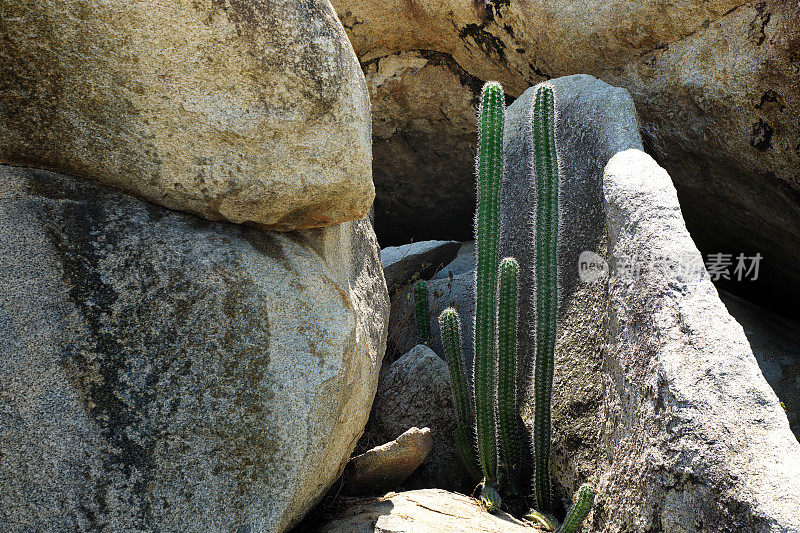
0;165;388;532
599;150;800;532
319;489;540;533
333;0;800;316
370;345;473;492
381;240;461;293
341;427;432;496
0;0;373;230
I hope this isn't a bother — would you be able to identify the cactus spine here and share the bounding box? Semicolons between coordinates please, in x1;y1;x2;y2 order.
439;308;481;481
557;484;596;533
413;279;430;344
497;256;521;494
532;84;559;512
475;81;505;501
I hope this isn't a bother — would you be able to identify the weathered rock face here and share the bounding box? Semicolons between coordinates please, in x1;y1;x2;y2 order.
370;345;473;492
0;0;373;230
381;240;461;293
0;166;388;532
333;0;800;315
319;489;540;533
600;149;800;532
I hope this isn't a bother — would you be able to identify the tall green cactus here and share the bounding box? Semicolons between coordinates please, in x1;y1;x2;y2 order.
558;484;596;533
413;279;430;344
497;257;521;494
474;81;504;496
532;83;559;512
439;308;481;482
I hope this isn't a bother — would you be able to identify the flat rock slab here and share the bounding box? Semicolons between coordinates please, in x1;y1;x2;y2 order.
319;489;540;533
0;165;388;532
1;0;373;230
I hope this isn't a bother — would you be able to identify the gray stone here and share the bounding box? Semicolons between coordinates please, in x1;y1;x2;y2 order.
0;165;389;532
319;489;539;533
599;149;800;532
371;345;473;492
718;290;800;440
431;241;475;280
341;427;433;496
1;0;373;230
381;240;461;293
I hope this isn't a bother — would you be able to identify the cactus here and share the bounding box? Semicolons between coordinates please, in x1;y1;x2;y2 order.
439;308;481;481
413;279;430;344
480;480;502;513
474;80;504;487
497;256;522;494
532;83;559;512
558;484;596;533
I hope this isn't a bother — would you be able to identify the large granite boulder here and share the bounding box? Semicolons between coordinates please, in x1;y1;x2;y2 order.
0;165;389;532
332;0;800;316
600;149;800;531
0;0;373;230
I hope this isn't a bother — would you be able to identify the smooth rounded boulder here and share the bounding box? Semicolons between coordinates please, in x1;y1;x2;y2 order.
0;165;388;532
0;0;373;230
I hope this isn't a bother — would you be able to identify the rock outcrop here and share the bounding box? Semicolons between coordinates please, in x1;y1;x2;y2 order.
332;0;800;316
319;489;539;533
381;240;461;293
1;0;373;230
0;165;388;532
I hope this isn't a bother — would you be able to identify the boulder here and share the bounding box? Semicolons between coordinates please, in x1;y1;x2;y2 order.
370;345;473;492
599;149;800;531
332;0;800;316
0;165;389;532
381;240;461;293
340;427;433;496
432;241;475;280
0;0;373;230
319;489;539;533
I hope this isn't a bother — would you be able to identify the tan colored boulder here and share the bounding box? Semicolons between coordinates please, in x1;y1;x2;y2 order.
0;0;373;230
333;0;800;314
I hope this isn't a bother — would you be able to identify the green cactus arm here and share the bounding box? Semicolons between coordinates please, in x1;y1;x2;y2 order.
439;308;481;481
558;484;596;533
414;279;430;344
496;256;522;494
532;83;559;512
474;80;505;484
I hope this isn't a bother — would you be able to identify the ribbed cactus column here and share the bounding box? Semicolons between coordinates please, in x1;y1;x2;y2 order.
558;484;596;533
413;280;430;344
496;257;521;494
439;308;481;482
532;83;559;512
474;81;505;495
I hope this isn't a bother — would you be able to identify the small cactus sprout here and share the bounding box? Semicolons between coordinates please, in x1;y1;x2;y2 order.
439;308;481;481
523;509;558;531
480;481;502;513
558;484;596;533
474;80;505;487
532;83;559;512
413;279;430;344
497;257;522;494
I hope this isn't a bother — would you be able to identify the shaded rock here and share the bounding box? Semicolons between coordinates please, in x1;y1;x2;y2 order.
381;240;461;293
432;241;476;280
341;427;433;496
0;165;389;532
371;345;473;492
1;0;373;230
598;149;800;531
719;290;800;440
319;489;540;533
333;0;800;317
